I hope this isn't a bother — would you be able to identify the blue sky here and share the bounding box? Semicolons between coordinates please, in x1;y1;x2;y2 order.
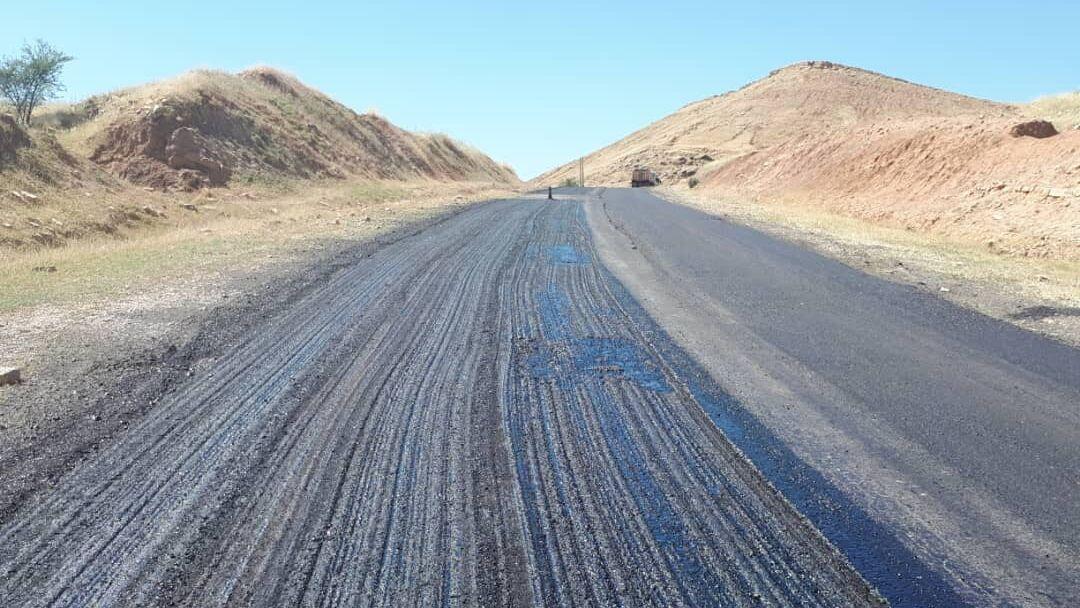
3;1;1079;178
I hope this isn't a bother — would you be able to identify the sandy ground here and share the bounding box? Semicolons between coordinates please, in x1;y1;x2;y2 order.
661;187;1080;348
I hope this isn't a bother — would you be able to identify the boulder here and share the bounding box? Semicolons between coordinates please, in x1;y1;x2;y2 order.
0;367;21;386
1009;120;1058;139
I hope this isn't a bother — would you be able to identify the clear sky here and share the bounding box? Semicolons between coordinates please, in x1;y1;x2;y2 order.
3;1;1079;179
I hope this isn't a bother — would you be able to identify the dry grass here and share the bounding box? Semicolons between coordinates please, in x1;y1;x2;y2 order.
0;178;513;313
1028;92;1080;132
5;65;519;253
49;70;286;156
3;65;520;321
0;228;249;310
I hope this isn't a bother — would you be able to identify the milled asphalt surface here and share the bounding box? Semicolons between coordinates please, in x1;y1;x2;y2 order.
586;187;1080;607
0;196;884;607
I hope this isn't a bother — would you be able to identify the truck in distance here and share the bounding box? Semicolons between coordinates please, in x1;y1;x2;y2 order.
631;168;661;188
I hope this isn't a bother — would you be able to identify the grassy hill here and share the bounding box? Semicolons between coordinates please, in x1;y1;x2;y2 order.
1;67;518;249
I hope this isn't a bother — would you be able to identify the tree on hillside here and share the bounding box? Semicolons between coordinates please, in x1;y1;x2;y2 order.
0;40;73;126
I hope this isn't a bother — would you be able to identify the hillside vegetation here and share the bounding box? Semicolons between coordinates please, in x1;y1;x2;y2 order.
1029;92;1080;132
536;61;1080;260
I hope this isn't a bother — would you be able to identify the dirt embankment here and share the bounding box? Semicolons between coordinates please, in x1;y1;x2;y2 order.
534;61;1080;260
704;113;1079;260
2;109;155;249
84;68;518;191
1;67;519;250
0;115;30;163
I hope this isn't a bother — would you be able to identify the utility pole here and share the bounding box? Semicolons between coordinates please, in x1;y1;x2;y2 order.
579;157;585;188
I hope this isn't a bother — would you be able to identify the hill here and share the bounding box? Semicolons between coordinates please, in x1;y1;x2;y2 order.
59;67;517;190
535;61;1080;259
2;67;518;248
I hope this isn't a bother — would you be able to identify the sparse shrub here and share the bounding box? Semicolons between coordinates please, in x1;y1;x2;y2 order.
688;177;699;188
34;97;99;130
560;177;579;187
0;40;73;126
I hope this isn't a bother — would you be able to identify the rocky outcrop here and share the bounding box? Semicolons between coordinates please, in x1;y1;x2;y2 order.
89;98;244;190
165;127;230;187
1009;120;1058;139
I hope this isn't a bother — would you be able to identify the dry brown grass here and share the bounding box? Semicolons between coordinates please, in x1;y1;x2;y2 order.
0;178;514;313
1028;92;1080;132
4;65;519;256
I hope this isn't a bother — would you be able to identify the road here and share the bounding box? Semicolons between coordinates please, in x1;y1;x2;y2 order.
0;196;879;607
586;187;1080;607
0;188;1076;607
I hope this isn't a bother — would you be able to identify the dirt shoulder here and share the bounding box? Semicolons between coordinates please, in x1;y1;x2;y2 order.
659;186;1080;348
0;180;513;520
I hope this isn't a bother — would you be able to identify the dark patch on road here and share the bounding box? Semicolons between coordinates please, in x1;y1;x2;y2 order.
1008;305;1080;321
547;244;589;265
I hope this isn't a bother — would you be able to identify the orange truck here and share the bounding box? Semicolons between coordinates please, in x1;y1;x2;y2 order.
631;168;661;187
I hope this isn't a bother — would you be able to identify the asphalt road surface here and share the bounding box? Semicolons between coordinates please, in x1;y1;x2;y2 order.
586;187;1080;607
1;189;1077;607
0;197;880;607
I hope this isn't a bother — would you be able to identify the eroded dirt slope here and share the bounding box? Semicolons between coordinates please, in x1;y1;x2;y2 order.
1;67;518;249
76;68;518;190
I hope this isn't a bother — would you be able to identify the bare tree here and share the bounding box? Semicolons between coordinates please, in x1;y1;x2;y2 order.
0;40;73;126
